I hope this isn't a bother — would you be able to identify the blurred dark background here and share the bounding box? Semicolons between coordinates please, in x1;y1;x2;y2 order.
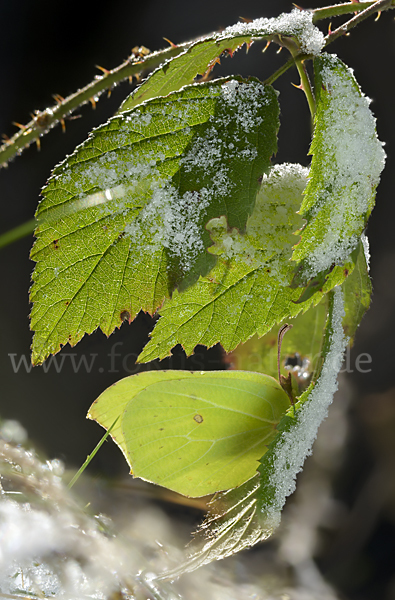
0;1;395;598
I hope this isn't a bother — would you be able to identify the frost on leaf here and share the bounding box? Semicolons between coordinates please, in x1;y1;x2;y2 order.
158;287;347;578
138;164;354;363
220;8;325;56
119;8;324;113
293;54;386;281
30;77;278;365
118;37;252;112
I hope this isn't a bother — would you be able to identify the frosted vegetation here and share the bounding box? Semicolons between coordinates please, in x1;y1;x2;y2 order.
0;0;390;593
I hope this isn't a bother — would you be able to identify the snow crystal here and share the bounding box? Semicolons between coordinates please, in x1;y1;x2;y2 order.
220;80;266;132
302;54;386;277
220;8;325;56
361;232;370;271
263;286;347;526
209;163;308;285
51;78;274;274
125;184;210;270
121;80;270;269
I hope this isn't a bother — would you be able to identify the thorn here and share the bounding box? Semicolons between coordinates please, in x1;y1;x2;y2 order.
239;16;253;23
107;88;112;98
13;121;27;131
276;46;283;54
292;3;305;9
291;82;303;90
262;41;271;53
96;65;110;75
375;10;381;21
222;48;234;58
1;133;10;143
35;137;41;151
134;73;141;83
60;118;66;133
89;97;97;109
128;75;133;84
203;57;221;77
163;37;177;48
328;22;332;34
52;93;64;104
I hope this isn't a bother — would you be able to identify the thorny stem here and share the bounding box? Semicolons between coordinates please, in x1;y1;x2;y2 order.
264;55;297;85
0;0;394;249
323;0;393;45
1;1;394;169
266;0;394;105
0;44;189;168
284;39;316;121
313;0;395;23
296;59;316;122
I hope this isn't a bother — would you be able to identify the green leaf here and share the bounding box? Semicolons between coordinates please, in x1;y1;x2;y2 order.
227;297;328;381
118;8;324;113
138;164;354;363
30;77;279;364
158;473;274;578
88;370;290;497
117;37;252;113
159;286;347;578
292;54;385;282
342;237;372;344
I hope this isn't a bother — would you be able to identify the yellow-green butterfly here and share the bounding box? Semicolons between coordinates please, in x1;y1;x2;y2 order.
88;369;291;498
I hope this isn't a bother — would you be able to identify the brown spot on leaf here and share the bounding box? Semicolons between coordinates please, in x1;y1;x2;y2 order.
194;414;203;424
120;310;130;322
52;239;59;249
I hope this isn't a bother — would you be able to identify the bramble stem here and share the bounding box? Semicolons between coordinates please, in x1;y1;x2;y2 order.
313;0;395;23
0;44;189;167
264;55;298;85
290;50;316;121
1;1;394;169
267;0;394;113
324;0;394;45
1;1;394;247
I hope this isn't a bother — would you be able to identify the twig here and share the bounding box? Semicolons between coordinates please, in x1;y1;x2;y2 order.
0;44;189;167
313;0;395;22
324;0;393;45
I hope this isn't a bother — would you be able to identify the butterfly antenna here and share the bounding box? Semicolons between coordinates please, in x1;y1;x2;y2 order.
277;323;295;408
